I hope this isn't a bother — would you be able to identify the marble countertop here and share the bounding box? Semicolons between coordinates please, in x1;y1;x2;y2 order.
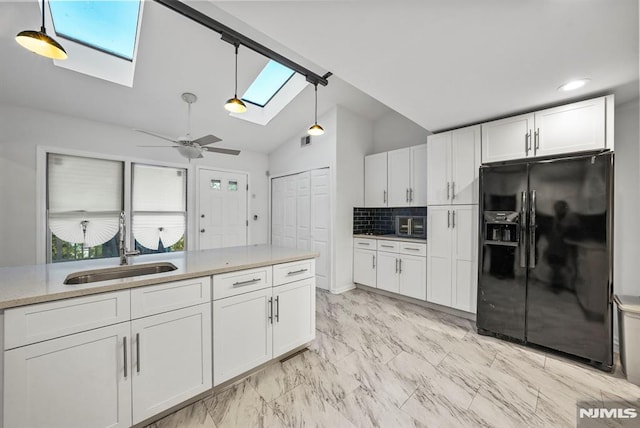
0;245;319;310
353;234;427;243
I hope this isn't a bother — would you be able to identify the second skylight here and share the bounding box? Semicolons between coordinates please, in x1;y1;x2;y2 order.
242;60;295;107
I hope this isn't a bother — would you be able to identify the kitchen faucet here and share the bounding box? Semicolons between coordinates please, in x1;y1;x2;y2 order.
119;212;140;265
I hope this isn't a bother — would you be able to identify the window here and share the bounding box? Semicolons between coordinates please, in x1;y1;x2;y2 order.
47;153;123;262
48;0;142;61
46;153;187;262
241;60;295;107
132;164;186;254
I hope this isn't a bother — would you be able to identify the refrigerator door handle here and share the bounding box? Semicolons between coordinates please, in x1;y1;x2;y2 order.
529;189;536;268
520;191;527;268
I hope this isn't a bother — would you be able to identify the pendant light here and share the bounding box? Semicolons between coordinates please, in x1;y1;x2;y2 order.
224;43;247;113
307;83;325;136
15;0;67;60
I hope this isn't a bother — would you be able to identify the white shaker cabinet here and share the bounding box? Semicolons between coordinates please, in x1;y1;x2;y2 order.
427;205;478;313
213;287;274;386
398;253;427;301
353;247;377;288
387;148;411;206
481;95;613;163
376;250;401;294
272;278;316;357
409;144;429;206
4;322;132;428
131;303;212;425
364;152;388;207
427;125;480;206
533;97;607;158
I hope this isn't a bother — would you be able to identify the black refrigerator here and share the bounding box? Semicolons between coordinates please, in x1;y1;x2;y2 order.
477;151;614;370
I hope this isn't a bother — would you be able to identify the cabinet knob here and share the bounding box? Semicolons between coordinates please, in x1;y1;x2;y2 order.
200;229;206;233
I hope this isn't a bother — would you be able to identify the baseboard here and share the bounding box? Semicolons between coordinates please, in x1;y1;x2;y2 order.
330;284;356;295
355;283;477;321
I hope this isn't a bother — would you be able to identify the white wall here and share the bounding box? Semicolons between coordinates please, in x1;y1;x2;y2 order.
267;108;337;177
372;110;431;153
0;104;269;267
334;105;374;293
613;98;640;297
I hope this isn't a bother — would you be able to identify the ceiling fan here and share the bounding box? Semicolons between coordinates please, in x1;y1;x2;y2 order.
137;92;240;159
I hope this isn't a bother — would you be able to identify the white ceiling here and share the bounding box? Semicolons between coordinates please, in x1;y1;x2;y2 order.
0;0;637;156
0;1;390;154
213;0;639;132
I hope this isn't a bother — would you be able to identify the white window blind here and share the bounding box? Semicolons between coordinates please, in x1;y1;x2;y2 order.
47;154;123;247
132;164;186;250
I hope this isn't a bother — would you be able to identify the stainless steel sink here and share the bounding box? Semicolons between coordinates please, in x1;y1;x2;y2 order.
64;262;178;285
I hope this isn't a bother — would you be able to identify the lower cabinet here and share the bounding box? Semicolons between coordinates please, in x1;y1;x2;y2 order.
131;303;212;425
213;274;316;386
427;205;478;313
5;323;132;428
353;238;427;301
353;248;377;287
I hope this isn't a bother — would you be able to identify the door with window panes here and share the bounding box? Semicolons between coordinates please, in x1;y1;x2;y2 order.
198;170;248;250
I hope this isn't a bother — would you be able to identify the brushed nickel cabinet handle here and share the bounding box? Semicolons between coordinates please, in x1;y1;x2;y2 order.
287;268;308;275
233;278;261;287
447;210;451;228
268;297;273;324
136;333;140;373
123;336;128;379
446;182;450;200
275;296;280;322
535;128;540;153
451;182;456;200
526;131;531;154
383;190;387;204
452;210;456;228
399;258;402;274
395;258;398;273
372;255;376;269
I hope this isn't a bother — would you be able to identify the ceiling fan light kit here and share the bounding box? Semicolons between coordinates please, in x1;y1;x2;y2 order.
137;92;240;160
16;0;68;60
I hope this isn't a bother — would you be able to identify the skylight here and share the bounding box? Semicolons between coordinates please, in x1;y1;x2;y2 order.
49;1;141;61
242;60;295;107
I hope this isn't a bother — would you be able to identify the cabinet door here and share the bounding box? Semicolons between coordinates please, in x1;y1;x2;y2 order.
376;251;400;293
213;288;273;386
353;248;377;287
399;254;427;300
5;323;132;428
364;152;388;207
296;172;311;250
387;148;411;207
410;144;429;206
451;125;480;205
426;206;453;306
481;113;534;163
451;206;478;313
534;97;606;158
131;303;212;424
273;278;316;357
426;133;452;205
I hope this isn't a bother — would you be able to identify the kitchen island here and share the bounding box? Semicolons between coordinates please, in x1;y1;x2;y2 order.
0;245;318;428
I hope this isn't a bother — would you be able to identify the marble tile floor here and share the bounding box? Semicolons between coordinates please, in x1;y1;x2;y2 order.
146;288;640;428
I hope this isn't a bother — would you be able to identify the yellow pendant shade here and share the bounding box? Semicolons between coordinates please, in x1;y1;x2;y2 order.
16;29;68;60
307;123;325;136
224;96;247;113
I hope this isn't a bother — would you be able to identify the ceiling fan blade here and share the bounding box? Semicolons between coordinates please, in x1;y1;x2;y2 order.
202;146;241;156
137;145;181;148
192;134;222;146
136;129;177;143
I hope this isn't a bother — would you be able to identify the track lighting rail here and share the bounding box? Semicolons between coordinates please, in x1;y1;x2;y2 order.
153;0;331;87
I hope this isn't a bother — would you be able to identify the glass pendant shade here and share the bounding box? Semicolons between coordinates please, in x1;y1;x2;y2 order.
308;123;325;136
16;0;67;60
224;96;247;113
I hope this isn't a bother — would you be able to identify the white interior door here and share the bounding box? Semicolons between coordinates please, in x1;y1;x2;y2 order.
198;169;247;250
296;172;311;250
310;168;331;290
282;175;297;248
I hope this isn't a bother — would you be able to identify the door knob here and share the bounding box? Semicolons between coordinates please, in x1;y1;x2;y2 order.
200;214;205;218
200;229;206;233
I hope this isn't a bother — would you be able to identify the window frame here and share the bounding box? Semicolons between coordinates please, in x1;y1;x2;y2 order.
37;147;191;264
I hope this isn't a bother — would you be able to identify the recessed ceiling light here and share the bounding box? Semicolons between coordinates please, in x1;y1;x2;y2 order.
558;78;590;92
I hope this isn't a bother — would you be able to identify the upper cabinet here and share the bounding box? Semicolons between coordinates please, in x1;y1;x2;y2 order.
427;125;480;205
481;95;613;164
364;144;428;207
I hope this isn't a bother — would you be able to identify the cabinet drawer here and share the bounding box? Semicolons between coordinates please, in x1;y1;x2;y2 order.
4;290;130;350
273;259;315;286
213;267;272;300
377;240;400;253
131;276;211;319
353;238;376;249
400;242;427;257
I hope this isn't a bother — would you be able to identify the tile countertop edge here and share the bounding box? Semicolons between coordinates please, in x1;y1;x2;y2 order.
0;245;319;310
352;234;427;243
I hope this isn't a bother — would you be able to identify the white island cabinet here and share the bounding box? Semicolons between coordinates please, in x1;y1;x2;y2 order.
0;245;318;428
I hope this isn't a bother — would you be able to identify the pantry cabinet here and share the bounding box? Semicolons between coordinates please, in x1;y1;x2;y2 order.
427;125;480;205
364;144;428;207
481;95;613;164
426;205;478;313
